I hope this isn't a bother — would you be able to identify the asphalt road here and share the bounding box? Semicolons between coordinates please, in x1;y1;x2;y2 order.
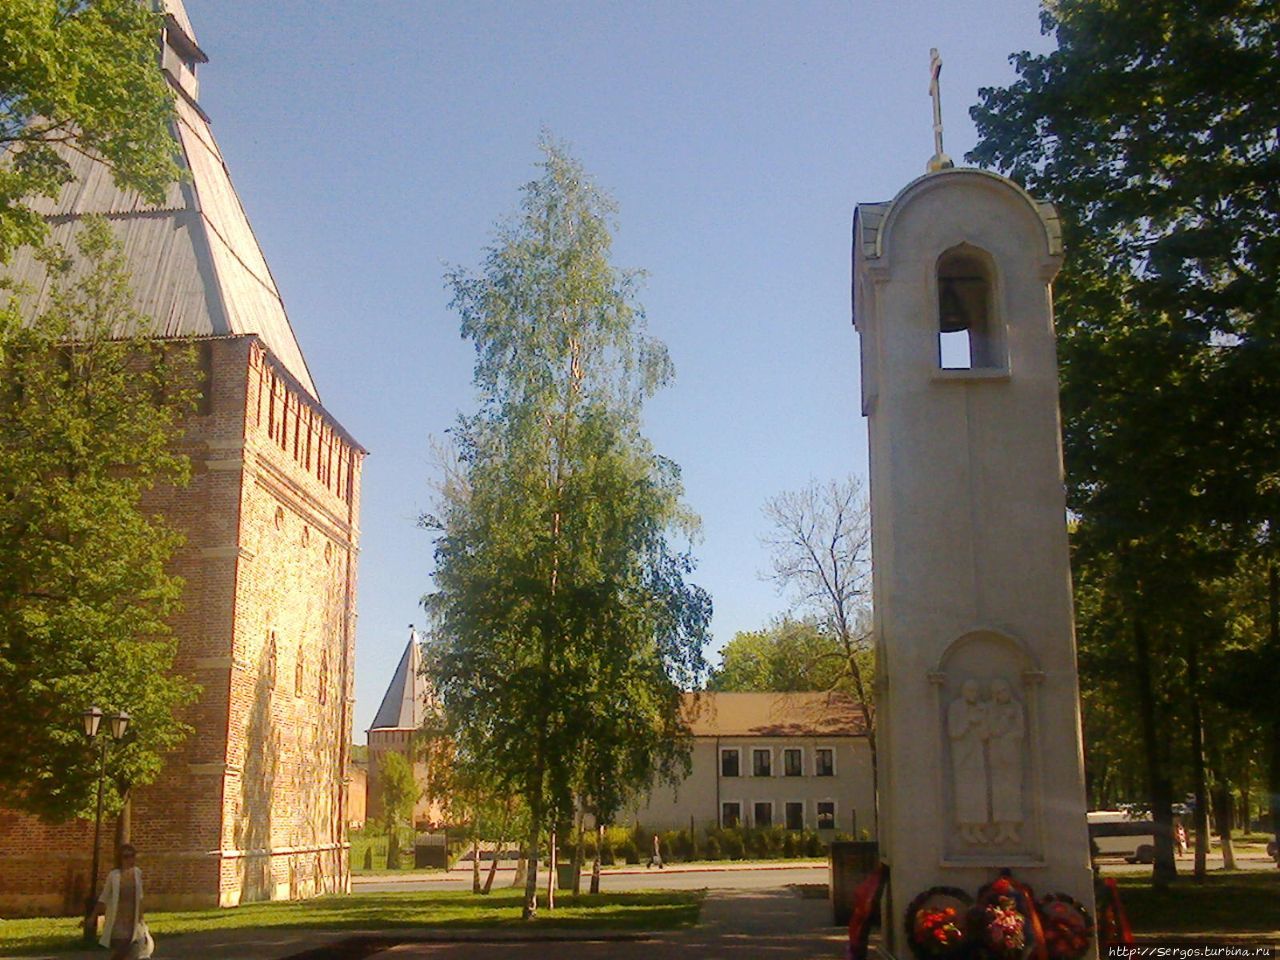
355;850;1279;894
354;864;830;894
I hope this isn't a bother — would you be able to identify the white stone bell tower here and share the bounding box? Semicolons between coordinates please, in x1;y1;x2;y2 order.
852;80;1095;945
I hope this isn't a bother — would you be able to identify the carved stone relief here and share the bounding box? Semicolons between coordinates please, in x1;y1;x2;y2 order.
934;631;1041;862
945;677;1025;845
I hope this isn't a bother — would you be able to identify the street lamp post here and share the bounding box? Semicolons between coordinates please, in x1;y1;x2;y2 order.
81;707;130;944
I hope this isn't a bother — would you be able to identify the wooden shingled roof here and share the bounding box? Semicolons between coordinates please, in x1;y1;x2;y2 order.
2;0;320;401
682;691;867;738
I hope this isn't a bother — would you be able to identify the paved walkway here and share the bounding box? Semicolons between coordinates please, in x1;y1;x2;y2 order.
6;884;844;960
366;888;846;960
354;861;830;886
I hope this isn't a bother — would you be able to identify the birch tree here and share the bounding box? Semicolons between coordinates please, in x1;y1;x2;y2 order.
425;139;710;919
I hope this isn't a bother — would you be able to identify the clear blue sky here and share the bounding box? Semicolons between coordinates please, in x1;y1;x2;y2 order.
187;1;1054;740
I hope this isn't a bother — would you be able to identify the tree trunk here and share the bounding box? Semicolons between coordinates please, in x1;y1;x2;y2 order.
1270;561;1280;868
545;828;556;910
1206;728;1237;871
590;822;603;894
1240;760;1251;834
512;847;526;888
1188;640;1210;880
1211;780;1237;871
483;833;503;894
386;827;400;871
571;810;584;896
471;833;482;893
522;819;540;919
1133;616;1177;886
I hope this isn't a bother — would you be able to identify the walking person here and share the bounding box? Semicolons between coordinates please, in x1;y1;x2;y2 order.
92;844;153;960
647;833;664;870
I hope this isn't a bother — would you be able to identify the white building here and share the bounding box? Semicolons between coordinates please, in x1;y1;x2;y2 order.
632;692;875;836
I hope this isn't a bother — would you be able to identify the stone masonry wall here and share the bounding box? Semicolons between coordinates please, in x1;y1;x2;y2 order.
0;336;363;915
218;341;361;906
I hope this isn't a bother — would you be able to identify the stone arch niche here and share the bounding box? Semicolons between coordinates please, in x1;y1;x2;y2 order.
928;629;1045;866
935;243;1003;371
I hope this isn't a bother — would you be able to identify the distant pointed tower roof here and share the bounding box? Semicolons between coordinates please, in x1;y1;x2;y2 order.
369;628;427;731
2;0;320;400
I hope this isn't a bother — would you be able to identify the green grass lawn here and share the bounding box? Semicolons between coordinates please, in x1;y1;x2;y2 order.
1117;870;1280;939
0;889;701;956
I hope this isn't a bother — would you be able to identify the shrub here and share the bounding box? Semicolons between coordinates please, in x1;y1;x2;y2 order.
665;829;696;860
805;831;824;857
599;835;615;866
720;827;745;860
704;834;722;860
660;830;682;862
604;825;633;849
783;831;798;858
616;838;640;864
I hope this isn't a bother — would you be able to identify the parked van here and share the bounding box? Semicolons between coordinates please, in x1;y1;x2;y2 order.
1087;810;1156;863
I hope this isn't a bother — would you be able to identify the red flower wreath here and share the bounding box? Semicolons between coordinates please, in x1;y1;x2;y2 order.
905;887;974;960
1037;894;1094;960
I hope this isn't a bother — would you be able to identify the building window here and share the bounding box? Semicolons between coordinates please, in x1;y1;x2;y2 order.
318;650;329;705
721;748;740;778
295;644;305;697
752;748;772;777
785;801;804;831
721;802;741;828
266;632;277;688
753;801;773;828
817;801;836;831
815;747;835;777
783;748;803;777
937;245;999;370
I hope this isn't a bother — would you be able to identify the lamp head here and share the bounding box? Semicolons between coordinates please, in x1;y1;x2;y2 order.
83;706;103;739
110;711;131;740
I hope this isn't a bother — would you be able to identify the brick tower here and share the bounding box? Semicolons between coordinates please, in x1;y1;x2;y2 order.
0;1;365;913
367;629;438;829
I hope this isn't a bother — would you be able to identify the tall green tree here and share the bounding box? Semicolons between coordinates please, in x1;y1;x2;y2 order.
376;750;419;870
0;0;182;262
0;218;199;821
708;616;851;693
970;0;1280;884
425;140;710;919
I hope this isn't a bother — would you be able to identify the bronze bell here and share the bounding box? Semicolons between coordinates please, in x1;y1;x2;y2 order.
938;277;969;333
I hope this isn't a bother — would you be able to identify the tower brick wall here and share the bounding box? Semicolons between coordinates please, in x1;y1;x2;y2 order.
0;336;364;915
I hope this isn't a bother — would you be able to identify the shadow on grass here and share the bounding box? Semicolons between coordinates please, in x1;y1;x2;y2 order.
1116;870;1280;938
0;890;701;956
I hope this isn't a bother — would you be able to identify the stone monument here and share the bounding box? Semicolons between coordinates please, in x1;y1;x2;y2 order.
852;51;1095;953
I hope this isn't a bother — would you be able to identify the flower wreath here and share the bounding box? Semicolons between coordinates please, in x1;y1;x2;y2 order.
904;886;974;960
1037;893;1094;960
973;873;1038;960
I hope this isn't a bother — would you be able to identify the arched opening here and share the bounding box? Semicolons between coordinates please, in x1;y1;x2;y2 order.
936;246;1000;370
